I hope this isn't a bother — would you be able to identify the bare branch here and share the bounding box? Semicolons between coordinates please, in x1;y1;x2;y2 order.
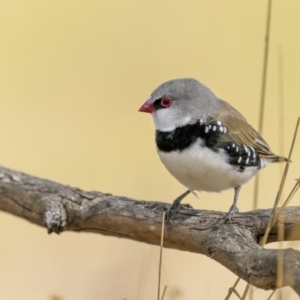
0;165;300;295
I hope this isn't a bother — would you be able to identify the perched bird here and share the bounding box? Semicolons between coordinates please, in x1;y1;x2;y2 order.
139;78;287;227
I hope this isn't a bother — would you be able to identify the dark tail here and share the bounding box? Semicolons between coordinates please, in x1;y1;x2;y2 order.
268;155;289;163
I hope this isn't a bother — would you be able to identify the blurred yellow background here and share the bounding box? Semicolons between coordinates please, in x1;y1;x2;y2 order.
0;1;299;299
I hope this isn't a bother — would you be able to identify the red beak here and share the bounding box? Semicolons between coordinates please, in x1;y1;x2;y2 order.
138;98;154;113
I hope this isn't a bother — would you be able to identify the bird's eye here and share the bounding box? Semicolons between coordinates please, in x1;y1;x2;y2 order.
160;97;173;108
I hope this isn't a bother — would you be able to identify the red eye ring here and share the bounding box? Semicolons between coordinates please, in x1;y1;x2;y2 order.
161;97;173;107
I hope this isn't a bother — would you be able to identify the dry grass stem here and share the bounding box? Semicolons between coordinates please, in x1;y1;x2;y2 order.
229;1;273;299
257;0;272;134
241;283;251;300
157;212;165;300
276;43;285;300
253;0;273;212
224;278;241;300
240;179;300;299
228;116;299;300
260;117;299;247
277;178;300;215
160;286;167;300
230;287;242;299
267;290;276;300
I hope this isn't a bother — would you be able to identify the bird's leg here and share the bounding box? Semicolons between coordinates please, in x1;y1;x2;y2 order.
166;190;191;229
215;186;241;228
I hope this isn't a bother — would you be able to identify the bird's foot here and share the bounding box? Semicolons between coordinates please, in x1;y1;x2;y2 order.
165;203;193;230
165;201;180;230
221;205;239;223
165;190;191;230
211;206;239;230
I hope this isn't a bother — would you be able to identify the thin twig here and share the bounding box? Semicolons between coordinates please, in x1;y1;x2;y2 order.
253;0;273;211
260;117;299;246
160;286;167;300
157;212;165;300
241;283;251;300
267;290;276;300
230;287;242;299
278;44;285;164
258;0;273;134
271;178;300;227
276;43;285;300
224;278;241;300
229;2;273;299
239;115;299;300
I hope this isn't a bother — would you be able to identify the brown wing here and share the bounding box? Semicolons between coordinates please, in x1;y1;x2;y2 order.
211;99;285;162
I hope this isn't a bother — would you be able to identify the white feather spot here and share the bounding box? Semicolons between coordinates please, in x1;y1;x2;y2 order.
205;126;209;133
236;147;239;152
217;121;222;126
246;157;249;164
219;126;223;132
208;125;212;129
213;126;217;131
232;143;235;148
250;147;256;159
248;151;251;156
238;157;242;163
227;146;230;150
199;118;204;124
223;127;227;133
243;145;248;153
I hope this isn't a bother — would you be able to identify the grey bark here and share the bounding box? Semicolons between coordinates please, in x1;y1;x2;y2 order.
0;165;299;295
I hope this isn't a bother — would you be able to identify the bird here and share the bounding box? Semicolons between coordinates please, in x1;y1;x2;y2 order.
138;78;287;228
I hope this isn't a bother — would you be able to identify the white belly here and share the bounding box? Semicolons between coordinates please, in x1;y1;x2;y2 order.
158;140;259;192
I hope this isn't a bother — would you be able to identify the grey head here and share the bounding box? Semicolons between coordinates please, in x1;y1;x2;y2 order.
150;78;220;132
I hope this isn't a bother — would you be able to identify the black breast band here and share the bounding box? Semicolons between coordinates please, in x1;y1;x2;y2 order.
155;120;261;170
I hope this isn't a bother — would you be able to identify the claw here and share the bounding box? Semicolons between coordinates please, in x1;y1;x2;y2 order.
211;206;239;230
165;190;191;230
165;201;180;230
190;189;199;199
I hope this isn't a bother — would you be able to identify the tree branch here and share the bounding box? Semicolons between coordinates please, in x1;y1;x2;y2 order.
0;165;299;295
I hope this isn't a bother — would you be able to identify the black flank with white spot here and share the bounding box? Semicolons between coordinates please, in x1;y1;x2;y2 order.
156;120;261;172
